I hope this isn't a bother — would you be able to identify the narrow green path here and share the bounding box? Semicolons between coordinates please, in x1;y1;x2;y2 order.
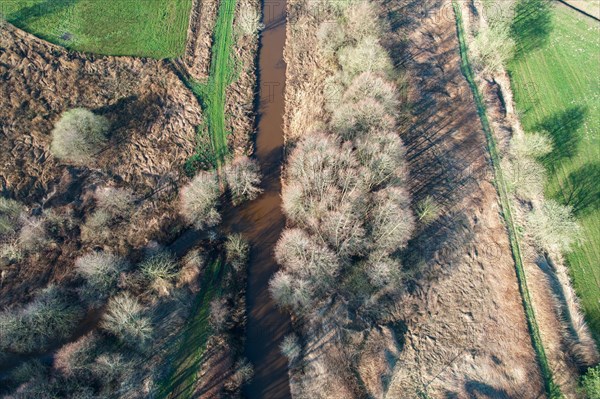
156;256;225;399
186;0;238;171
452;3;562;398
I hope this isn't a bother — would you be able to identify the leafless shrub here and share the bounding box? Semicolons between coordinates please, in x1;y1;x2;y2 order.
76;252;129;305
510;132;553;158
139;252;179;296
331;98;395;140
338;36;392;83
80;210;112;243
317;21;346;61
526;200;581;254
236;2;263;37
0;285;83;353
369;187;414;254
179;171;221;229
416;196;442;225
94;186;134;218
471;22;515;74
101;293;152;349
365;252;403;289
226;234;249;271
355;130;406;188
0;197;23;236
280;334;301;363
343;72;398;112
50;108;110;164
224;156;263;206
502;155;546;200
0;242;23;264
209;297;229;332
344;0;381;43
225;358;254;391
91;352;126;384
18;217;50;251
55;332;102;379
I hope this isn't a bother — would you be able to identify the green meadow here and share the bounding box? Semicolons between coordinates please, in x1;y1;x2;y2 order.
509;1;600;341
0;0;192;58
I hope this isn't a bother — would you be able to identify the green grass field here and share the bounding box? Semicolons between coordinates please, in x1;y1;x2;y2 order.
509;2;600;342
0;0;192;58
185;0;238;171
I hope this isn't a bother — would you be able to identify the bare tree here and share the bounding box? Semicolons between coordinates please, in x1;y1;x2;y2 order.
526;199;581;254
369;187;414;254
224;156;263;206
179;171;221;229
101;294;152;349
76;252;129;305
50;108;110;164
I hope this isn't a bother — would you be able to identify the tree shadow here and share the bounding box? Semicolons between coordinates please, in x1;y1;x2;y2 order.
5;0;78;26
561;163;600;217
464;380;511;398
511;0;554;58
538;105;587;168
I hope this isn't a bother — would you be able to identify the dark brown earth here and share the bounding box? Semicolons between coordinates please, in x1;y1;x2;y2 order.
0;22;202;307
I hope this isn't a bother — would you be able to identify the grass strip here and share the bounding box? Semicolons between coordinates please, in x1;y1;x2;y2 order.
186;0;238;172
156;255;225;399
452;2;562;397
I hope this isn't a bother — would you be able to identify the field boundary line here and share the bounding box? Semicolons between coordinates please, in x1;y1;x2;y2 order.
556;0;600;22
452;2;563;397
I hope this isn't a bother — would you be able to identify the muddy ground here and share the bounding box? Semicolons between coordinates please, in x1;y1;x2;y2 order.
0;22;202;306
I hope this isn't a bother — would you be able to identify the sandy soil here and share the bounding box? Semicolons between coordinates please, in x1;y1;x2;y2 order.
0;22;202;306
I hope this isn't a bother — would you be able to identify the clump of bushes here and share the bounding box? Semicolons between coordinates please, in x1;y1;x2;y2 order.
76;252;129;305
225;234;249;271
0;197;23;236
50;108;110;164
280;334;301;363
18;216;50;251
236;2;263;37
81;186;135;244
179;171;221;229
100;293;152;350
0;285;83;353
139;251;179;295
527;199;581;254
224;156;263;205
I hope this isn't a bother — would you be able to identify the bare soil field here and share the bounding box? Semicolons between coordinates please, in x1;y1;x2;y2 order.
0;22;202;307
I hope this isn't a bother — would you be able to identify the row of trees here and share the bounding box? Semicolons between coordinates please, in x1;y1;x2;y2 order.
271;0;414;317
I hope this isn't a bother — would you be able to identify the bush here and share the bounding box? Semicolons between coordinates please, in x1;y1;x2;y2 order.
527;199;581;254
18;217;50;251
471;22;515;74
369;187;414;254
280;334;301;363
331;98;395;140
94;186;134;218
225;359;254;391
511;132;553;158
55;332;102;379
76;252;129;305
338;36;392;83
580;365;600;399
179;171;221;229
50;108;110;164
0;285;83;353
225;234;249;271
236;2;263;37
101;293;152;349
224;156;263;206
343;72;398;112
416;196;442;225
355;130;406;188
344;0;381;42
139;252;179;295
502;155;546;200
80;210;112;243
365;253;403;289
0;197;23;236
209;297;229;332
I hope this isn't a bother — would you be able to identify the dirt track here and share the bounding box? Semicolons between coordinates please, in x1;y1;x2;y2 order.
382;0;545;396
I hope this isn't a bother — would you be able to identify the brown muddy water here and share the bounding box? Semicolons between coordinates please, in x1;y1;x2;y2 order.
238;1;292;397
